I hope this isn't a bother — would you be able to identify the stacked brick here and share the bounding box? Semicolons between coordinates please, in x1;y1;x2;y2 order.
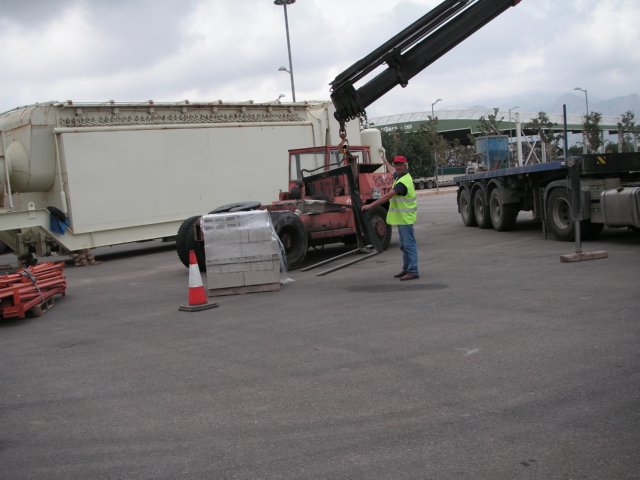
0;262;67;319
201;211;284;296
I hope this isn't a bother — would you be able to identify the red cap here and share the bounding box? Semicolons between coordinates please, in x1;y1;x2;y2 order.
392;155;408;164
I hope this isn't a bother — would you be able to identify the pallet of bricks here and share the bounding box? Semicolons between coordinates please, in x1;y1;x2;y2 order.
0;262;67;319
201;210;284;296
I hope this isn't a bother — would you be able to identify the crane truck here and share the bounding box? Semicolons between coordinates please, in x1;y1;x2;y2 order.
328;0;639;243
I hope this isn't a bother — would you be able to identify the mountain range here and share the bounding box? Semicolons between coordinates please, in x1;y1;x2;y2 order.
469;93;640;117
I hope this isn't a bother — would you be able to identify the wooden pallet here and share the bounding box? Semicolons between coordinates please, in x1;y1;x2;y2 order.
207;282;280;297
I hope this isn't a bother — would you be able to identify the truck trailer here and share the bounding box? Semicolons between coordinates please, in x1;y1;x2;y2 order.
454;153;640;240
0;100;359;264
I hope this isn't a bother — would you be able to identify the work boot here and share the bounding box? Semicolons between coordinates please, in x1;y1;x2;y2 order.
399;273;420;281
393;271;407;278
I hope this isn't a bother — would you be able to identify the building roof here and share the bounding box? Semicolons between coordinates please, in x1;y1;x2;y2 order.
369;109;622;139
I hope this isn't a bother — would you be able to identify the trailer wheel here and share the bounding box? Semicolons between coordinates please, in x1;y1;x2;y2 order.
208;201;261;214
271;212;308;270
547;188;574;241
176;216;206;271
459;188;477;226
473;188;491;229
427;180;435;189
417;181;425;190
365;206;392;250
489;188;518;231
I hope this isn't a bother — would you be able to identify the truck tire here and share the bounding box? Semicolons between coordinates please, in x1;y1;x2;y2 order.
547;188;574;241
176;216;206;271
427;180;435;189
365;206;392;250
489;188;518;231
473;188;491;229
271;211;308;270
417;181;425;190
208;201;261;214
546;188;605;241
459;188;477;226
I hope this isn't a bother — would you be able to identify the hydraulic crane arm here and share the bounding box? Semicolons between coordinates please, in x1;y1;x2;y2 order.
330;0;521;123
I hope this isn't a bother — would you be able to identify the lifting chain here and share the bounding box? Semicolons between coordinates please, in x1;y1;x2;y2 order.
337;120;352;165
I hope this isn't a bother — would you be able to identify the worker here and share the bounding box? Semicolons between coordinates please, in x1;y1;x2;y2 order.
380;147;395;175
363;155;419;281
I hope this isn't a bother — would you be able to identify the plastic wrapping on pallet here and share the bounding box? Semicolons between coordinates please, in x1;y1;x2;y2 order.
201;210;286;294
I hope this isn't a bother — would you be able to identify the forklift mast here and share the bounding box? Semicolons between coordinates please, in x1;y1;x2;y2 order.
330;0;521;123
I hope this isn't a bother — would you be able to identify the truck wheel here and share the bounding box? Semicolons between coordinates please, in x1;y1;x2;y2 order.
365;206;392;250
417;181;425;190
208;201;261;214
176;216;206;271
489;188;518;231
547;188;574;241
473;189;491;229
459;188;477;226
271;211;308;270
427;180;435;189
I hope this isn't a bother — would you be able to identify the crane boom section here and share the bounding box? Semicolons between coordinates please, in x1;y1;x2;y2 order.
330;0;521;122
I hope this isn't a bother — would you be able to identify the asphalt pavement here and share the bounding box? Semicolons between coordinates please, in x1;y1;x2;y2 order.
1;190;639;479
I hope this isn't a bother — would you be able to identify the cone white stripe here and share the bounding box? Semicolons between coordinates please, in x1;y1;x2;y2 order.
188;263;204;288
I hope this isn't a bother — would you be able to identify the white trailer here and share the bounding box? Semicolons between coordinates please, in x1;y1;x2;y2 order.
0;100;359;262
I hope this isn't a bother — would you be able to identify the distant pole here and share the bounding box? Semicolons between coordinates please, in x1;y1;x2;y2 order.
275;0;296;102
574;87;589;153
431;98;443;191
508;106;519;168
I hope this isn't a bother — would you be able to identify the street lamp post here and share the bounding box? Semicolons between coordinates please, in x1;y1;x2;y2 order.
431;98;443;191
274;0;296;102
574;87;589;153
508;106;519;168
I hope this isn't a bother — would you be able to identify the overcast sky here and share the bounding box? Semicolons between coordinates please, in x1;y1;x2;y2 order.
1;0;639;118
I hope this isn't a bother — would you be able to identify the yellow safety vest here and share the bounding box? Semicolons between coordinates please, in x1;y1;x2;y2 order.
387;174;417;225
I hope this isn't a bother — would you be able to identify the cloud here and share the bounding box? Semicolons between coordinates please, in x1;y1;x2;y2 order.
0;0;638;116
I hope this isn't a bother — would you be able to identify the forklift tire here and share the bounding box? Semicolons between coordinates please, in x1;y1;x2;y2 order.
365;206;392;250
208;201;261;214
271;211;308;270
176;216;206;271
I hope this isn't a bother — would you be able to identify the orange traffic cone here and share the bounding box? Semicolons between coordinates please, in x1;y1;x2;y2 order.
179;250;218;312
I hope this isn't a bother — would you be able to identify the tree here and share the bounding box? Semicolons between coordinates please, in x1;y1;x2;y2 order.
524;111;562;161
447;138;476;167
617;111;640;152
380;125;433;177
477;108;504;136
583;112;603;153
568;145;584;156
